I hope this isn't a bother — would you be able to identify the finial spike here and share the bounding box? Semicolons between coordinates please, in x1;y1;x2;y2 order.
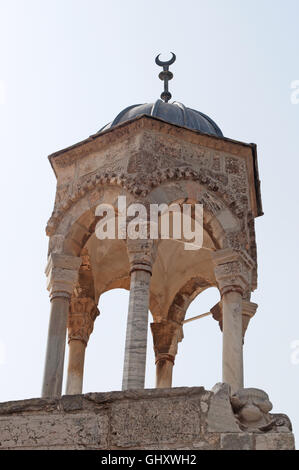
155;52;176;103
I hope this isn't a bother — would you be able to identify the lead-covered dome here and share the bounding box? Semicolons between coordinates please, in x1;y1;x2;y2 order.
98;100;223;137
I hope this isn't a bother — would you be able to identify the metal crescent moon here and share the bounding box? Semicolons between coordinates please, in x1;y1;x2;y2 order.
155;52;176;67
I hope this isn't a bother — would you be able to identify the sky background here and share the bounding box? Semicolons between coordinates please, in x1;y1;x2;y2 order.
0;0;298;444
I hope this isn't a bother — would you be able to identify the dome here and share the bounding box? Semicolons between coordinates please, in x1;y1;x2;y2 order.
98;100;223;137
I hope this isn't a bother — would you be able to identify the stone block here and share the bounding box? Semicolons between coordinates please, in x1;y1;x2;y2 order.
110;396;201;448
0;412;109;450
61;394;84;411
221;433;253;450
207;383;240;432
255;433;295;451
193;433;220;450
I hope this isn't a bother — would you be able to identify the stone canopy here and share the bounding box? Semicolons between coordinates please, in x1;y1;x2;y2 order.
46;114;262;322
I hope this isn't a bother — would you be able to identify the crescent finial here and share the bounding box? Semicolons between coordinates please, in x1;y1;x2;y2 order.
155;52;176;68
155;52;176;103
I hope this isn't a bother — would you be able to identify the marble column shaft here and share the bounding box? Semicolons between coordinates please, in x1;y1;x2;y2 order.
42;294;70;397
42;254;81;398
122;267;152;390
122;239;156;390
222;290;244;393
212;248;254;394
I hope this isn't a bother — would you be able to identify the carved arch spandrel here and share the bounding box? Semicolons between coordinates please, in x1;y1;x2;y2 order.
48;186;136;256
48;180;244;251
46;165;250;237
47;177;256;296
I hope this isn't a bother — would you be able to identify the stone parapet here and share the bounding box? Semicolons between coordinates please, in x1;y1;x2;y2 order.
0;386;294;450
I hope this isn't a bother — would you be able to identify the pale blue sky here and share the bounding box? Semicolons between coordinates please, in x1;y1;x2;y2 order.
0;0;298;444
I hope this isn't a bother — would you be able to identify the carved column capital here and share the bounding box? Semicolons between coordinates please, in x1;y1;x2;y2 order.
211;299;258;339
150;321;183;364
212;248;255;297
242;300;258;338
127;239;157;275
211;301;223;331
45;253;82;300
68;297;99;345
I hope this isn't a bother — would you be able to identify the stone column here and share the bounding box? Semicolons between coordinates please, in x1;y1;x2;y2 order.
42;254;82;398
122;239;156;390
66;297;99;395
212;249;254;394
151;321;182;388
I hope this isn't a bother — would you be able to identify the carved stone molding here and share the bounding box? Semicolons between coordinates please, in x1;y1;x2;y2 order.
151;321;183;364
46;166;248;236
212;248;255;296
45;253;82;300
68;297;99;345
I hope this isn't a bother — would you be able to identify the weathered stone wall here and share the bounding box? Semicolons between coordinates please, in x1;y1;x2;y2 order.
0;386;295;450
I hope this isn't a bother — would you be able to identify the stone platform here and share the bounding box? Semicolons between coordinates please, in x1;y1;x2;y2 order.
0;385;295;450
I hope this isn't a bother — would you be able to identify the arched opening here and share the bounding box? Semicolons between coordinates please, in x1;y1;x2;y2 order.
66;288;157;393
52;180;241;394
173;287;221;390
82;288;129;393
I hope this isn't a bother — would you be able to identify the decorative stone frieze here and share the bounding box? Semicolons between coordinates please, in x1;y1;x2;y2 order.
46;166;249;236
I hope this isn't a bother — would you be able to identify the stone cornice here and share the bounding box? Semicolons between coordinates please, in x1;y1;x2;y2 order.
49;115;256;172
